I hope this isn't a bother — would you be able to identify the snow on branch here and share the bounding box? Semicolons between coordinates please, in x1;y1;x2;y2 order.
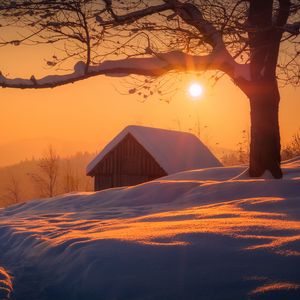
282;22;300;35
97;2;173;26
172;1;225;49
0;50;250;89
98;1;225;49
0;1;247;90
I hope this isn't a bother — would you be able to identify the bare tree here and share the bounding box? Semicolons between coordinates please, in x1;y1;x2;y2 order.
237;129;250;164
5;173;22;204
290;130;300;153
29;145;60;198
0;1;299;178
282;129;300;159
62;160;80;193
83;177;94;192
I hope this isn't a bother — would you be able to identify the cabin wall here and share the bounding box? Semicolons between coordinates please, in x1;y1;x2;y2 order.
93;134;167;190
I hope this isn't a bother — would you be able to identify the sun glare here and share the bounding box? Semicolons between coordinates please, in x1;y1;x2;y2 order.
188;83;203;98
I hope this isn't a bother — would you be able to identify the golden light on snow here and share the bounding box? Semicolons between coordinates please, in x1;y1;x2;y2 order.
188;82;203;98
31;195;300;253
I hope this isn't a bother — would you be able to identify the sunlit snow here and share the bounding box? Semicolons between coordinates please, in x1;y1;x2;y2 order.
0;159;300;299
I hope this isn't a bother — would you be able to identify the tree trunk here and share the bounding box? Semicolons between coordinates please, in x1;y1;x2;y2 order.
248;80;282;178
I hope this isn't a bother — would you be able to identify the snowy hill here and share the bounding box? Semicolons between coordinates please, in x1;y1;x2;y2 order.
0;160;300;299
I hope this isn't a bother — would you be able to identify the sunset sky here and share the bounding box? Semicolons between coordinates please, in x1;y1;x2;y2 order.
0;43;300;166
1;3;300;300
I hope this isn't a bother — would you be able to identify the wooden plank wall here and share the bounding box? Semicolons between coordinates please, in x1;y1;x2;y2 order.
93;133;167;190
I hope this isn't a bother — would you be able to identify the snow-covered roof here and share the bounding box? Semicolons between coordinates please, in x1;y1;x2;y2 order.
87;125;222;175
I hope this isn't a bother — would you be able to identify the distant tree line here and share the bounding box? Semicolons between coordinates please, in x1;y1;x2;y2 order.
221;129;300;166
0;147;94;207
2;128;300;207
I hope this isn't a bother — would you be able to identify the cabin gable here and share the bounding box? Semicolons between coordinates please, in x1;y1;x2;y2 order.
92;133;167;190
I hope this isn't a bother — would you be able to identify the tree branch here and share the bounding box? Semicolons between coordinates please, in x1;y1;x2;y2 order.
275;0;291;27
170;1;225;49
0;50;249;89
97;2;173;26
281;21;300;35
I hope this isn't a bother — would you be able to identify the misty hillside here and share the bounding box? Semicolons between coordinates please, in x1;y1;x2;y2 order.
0;152;95;207
0;138;98;167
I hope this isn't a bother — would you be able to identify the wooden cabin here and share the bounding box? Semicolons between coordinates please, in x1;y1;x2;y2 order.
87;125;222;191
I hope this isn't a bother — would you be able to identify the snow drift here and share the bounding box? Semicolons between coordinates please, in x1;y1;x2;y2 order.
0;160;300;299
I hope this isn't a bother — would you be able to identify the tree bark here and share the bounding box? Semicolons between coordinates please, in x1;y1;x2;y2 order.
248;80;282;178
245;0;288;179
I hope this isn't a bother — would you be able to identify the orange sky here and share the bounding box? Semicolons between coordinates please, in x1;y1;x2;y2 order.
0;44;300;165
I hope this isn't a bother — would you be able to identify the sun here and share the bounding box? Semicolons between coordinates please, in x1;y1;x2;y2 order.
188;83;203;98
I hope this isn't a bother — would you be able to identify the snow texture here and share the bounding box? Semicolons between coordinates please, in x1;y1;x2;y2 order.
1;159;300;299
86;125;222;175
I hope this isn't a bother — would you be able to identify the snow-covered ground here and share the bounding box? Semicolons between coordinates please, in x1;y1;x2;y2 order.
1;159;300;299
